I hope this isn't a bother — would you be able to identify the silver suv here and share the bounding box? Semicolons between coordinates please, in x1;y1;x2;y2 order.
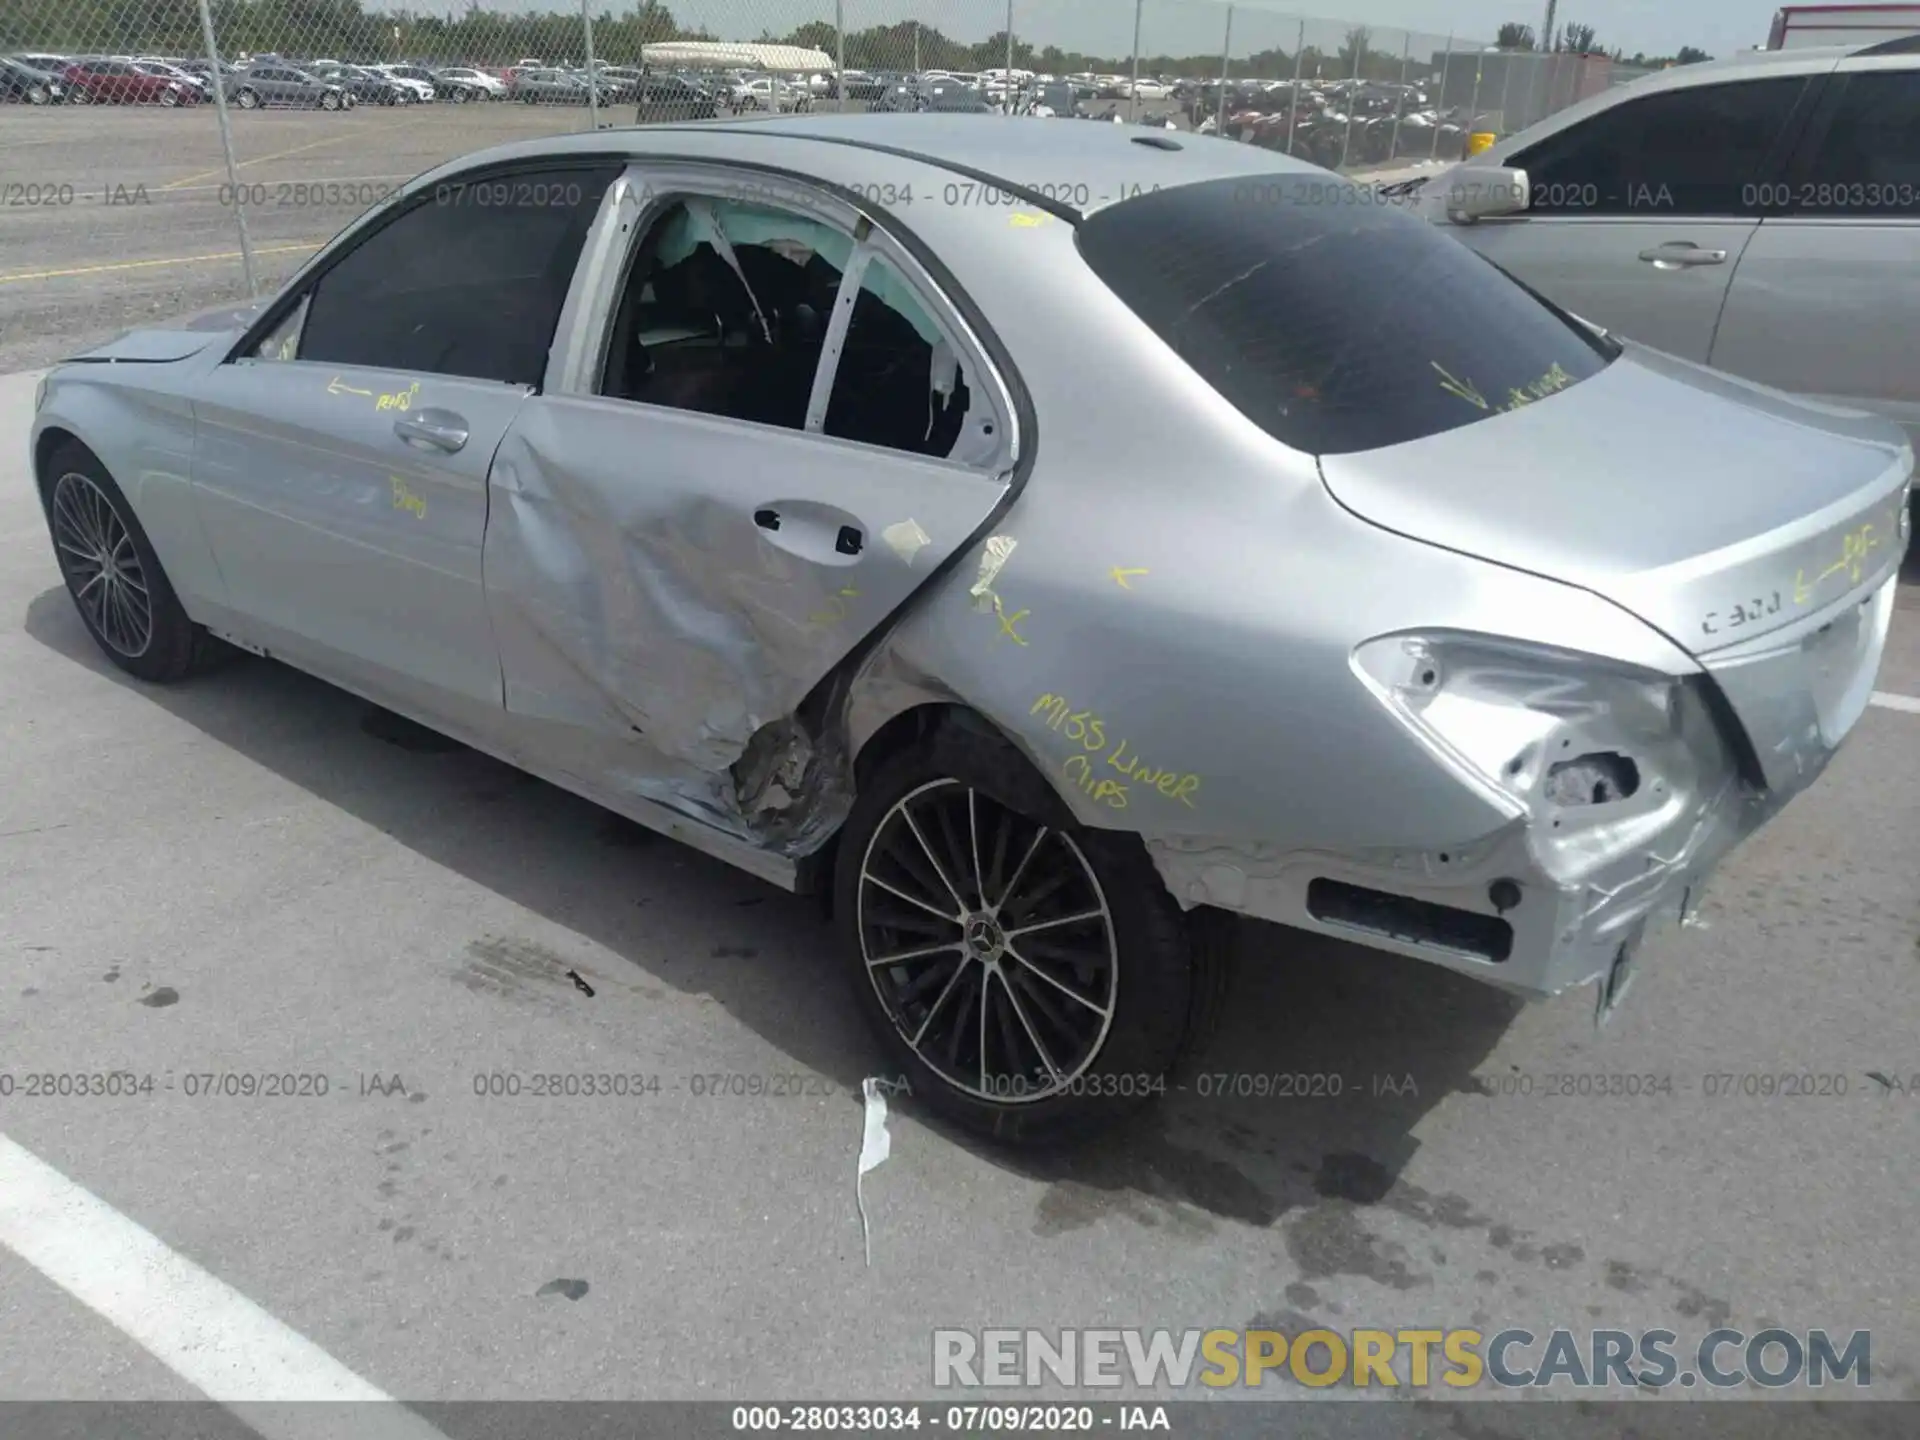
1414;38;1920;451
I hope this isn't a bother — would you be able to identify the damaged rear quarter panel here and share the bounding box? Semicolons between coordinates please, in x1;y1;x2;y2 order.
842;243;1709;900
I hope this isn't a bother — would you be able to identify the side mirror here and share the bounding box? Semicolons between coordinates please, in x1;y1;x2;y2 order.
1445;165;1529;225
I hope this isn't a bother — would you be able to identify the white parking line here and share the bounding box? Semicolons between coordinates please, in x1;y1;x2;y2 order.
0;1133;450;1439
1871;690;1920;715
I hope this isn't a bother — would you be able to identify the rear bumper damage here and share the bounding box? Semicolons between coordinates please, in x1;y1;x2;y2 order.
1150;574;1899;1004
1148;775;1750;1003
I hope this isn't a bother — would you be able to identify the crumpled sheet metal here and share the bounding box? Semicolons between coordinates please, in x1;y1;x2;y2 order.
485;441;871;855
488;447;802;776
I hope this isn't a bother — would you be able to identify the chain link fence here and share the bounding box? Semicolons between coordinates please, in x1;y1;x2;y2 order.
0;0;1651;366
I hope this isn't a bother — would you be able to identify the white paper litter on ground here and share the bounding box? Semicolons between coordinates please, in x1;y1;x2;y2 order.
855;1077;895;1267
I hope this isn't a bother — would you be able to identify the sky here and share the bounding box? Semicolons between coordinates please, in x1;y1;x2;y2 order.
372;1;1777;63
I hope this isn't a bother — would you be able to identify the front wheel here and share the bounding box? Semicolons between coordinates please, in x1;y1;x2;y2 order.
319;90;339;111
234;87;258;109
160;89;179;107
43;444;216;683
835;720;1208;1146
70;86;93;104
28;83;50;105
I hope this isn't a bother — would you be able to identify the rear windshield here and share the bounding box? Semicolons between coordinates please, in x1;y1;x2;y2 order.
1075;175;1616;456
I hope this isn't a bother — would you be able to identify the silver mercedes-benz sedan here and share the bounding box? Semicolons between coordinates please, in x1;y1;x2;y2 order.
28;115;1912;1145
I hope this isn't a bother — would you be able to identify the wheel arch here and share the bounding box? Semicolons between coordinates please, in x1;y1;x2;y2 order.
32;424;85;503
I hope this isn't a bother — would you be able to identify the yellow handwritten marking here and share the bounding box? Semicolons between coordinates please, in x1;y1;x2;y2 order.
375;381;420;413
1794;518;1885;605
995;604;1030;645
1109;567;1149;590
0;242;320;286
389;476;426;519
327;375;373;397
1030;693;1198;810
1434;360;1575;413
1008;212;1053;228
1432;362;1487;409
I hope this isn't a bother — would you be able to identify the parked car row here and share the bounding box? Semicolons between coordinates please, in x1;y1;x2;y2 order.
3;52;1197;121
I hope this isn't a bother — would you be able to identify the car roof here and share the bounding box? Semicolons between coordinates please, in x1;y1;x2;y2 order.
397;112;1325;223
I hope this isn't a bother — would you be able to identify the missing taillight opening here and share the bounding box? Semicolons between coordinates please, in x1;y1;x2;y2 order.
1545;751;1640;806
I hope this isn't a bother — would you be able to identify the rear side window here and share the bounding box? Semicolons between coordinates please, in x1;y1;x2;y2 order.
297;165;617;387
1076;177;1615;456
1787;71;1920;215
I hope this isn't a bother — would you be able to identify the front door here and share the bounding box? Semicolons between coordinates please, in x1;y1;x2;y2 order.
1453;73;1820;362
188;162;620;711
192;353;527;706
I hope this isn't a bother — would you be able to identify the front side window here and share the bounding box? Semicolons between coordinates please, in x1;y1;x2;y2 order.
1789;72;1920;215
1515;78;1809;217
1076;176;1615;456
293;165;617;387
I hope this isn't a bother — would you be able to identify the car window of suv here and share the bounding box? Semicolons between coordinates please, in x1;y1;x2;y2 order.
293;166;617;387
1514;77;1810;217
1790;71;1920;214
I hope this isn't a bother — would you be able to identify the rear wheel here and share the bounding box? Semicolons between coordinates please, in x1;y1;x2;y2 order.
159;88;178;107
234;87;258;109
43;444;214;683
28;83;50;105
836;719;1206;1146
319;90;339;111
70;86;93;104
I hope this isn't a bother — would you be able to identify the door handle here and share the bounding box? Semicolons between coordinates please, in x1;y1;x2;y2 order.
754;508;781;532
1638;243;1729;269
394;409;469;453
836;525;864;556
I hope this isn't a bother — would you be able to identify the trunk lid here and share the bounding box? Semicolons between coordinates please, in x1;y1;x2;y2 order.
1320;343;1912;793
1318;343;1911;656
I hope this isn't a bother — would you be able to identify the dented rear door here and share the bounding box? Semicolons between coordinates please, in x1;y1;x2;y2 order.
483;397;1010;775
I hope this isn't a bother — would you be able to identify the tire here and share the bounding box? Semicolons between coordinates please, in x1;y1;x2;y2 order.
42;442;215;684
382;91;396;106
834;717;1202;1147
28;84;50;105
320;90;339;111
451;87;469;103
71;86;93;104
235;87;258;109
160;88;178;107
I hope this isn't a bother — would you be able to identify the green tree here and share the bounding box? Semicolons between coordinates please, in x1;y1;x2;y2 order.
1560;22;1598;53
1496;22;1535;50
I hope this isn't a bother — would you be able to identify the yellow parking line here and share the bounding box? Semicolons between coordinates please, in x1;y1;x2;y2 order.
0;242;320;285
158;128;374;191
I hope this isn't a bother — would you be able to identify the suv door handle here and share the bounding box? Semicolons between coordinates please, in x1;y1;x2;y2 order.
1638;243;1729;269
754;508;781;531
394;409;469;453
